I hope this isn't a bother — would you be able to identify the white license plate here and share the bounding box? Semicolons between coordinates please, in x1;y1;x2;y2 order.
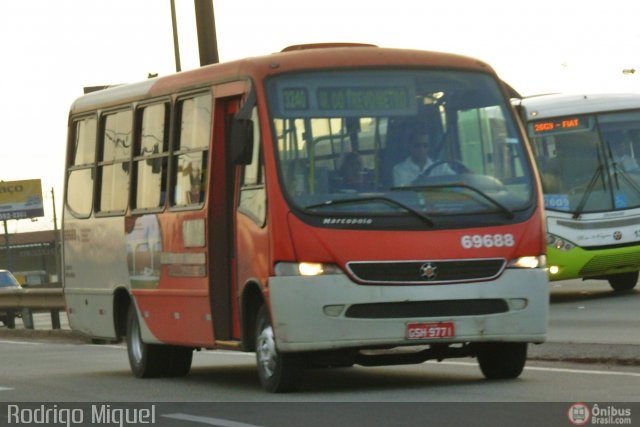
406;321;455;340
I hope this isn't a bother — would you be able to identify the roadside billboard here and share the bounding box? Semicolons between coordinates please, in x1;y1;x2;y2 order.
0;179;44;220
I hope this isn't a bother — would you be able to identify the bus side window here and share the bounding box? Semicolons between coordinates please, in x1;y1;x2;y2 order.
67;117;97;217
97;110;132;214
172;93;211;207
133;103;170;210
238;108;266;225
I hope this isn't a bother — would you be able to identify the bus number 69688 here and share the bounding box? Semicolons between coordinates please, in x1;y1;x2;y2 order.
460;233;515;249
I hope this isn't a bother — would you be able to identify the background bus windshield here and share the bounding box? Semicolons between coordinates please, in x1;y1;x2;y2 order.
529;111;640;213
267;70;533;226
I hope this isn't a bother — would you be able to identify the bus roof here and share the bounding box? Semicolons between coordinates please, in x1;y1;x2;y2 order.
69;44;496;115
518;93;640;120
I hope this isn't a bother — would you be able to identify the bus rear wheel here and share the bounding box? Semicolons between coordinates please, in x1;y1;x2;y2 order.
255;305;302;393
126;304;193;378
607;272;638;291
476;342;527;380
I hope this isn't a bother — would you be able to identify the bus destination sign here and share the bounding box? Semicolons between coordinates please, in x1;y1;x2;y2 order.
282;88;309;111
317;87;409;112
277;81;417;118
531;117;587;134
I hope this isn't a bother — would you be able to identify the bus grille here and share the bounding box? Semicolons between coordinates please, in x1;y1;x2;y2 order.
345;299;509;319
578;252;640;276
346;259;505;284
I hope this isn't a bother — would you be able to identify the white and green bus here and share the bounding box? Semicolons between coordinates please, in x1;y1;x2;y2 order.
517;93;640;291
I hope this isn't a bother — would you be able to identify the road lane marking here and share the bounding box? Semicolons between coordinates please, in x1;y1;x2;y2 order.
0;340;42;346
0;387;14;392
524;365;640;377
201;350;254;357
87;344;125;349
429;361;640;378
163;413;264;427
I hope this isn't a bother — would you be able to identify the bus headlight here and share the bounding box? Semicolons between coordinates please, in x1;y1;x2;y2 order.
274;262;342;276
508;255;546;269
546;233;575;251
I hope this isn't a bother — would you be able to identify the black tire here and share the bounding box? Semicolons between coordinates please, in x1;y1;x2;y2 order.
126;304;171;378
3;312;16;329
255;305;302;392
608;271;638;291
164;346;193;377
476;342;527;380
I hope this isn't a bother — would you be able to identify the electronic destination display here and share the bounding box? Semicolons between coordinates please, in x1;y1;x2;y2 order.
316;87;410;112
273;72;418;118
530;116;590;135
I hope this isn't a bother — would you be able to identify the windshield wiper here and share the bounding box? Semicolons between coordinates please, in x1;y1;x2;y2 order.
392;183;515;219
304;196;434;226
610;164;640;198
572;165;603;219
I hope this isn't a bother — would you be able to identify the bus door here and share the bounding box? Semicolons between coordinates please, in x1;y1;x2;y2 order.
208;81;252;343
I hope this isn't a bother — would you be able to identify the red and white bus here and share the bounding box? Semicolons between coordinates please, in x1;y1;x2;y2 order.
63;43;548;392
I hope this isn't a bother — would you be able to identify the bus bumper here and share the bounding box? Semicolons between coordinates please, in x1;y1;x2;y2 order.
547;245;640;281
268;268;548;352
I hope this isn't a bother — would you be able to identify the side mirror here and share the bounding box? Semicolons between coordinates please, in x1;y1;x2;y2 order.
229;118;254;165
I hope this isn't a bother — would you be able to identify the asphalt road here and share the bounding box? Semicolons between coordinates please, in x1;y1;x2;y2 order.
529;278;640;365
7;277;640;363
0;278;638;426
3;277;640;365
0;339;638;401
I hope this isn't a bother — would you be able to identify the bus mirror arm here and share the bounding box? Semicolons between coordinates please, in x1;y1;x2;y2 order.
230;118;254;165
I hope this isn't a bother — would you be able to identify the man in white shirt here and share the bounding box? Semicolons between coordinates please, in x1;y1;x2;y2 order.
392;133;454;186
611;140;640;172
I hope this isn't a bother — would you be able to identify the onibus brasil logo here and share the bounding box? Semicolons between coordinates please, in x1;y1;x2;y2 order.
568;403;591;426
568;402;633;425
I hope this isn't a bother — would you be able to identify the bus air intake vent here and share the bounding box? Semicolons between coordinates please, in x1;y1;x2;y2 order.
578;252;640;276
346;258;506;284
344;299;509;319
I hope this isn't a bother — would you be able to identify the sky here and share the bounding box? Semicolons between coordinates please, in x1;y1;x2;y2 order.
2;0;640;233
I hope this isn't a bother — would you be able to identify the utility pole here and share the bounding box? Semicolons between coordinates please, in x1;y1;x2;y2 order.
1;180;11;271
51;187;61;283
194;0;219;66
170;0;182;72
2;219;10;271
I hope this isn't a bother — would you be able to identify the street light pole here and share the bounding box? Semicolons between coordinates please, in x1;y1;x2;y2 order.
51;187;61;283
194;0;219;66
2;219;10;271
170;0;182;72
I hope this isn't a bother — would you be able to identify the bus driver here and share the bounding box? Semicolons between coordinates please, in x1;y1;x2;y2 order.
392;133;454;186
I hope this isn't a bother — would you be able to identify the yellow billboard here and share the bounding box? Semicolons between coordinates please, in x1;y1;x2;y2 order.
0;179;44;220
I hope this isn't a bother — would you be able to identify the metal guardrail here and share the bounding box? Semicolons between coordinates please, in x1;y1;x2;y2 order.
0;288;65;329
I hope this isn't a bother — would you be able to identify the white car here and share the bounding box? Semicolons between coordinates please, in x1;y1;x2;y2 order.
0;270;22;328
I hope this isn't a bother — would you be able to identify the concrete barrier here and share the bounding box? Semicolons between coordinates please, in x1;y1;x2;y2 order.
0;288;65;330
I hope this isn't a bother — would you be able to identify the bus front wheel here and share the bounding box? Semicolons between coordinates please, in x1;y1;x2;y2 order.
255;305;302;392
476;342;527;380
608;272;638;291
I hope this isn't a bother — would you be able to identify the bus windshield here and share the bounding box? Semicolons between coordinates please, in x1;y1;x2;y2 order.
267;70;533;226
529;111;640;214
